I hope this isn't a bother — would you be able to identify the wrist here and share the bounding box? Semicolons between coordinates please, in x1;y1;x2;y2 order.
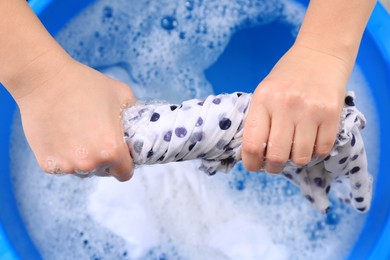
3;46;72;102
295;31;357;71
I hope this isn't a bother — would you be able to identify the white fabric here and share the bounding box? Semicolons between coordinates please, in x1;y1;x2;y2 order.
122;91;372;214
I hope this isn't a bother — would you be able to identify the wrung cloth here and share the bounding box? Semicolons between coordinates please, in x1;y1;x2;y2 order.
122;92;372;214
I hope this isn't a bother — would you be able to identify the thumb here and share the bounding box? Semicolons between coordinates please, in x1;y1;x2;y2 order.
109;141;134;182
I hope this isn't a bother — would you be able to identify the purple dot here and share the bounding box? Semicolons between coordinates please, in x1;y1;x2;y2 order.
209;171;217;176
189;143;196;151
353;182;362;190
138;108;148;115
216;139;228;149
219;117;232;130
305;195;315;203
190;132;203;143
351;154;359;161
147;149;154;158
133;140;143;153
350;166;360;174
355;197;364;202
212;98;221;104
314;177;325;188
339;157;348;164
163;131;172;142
197;153;206;158
197;101;204;106
351;133;356;146
175;127;187;138
196;117;203;127
150;112;160;122
243;104;249;114
170;105;178;111
345;96;355;106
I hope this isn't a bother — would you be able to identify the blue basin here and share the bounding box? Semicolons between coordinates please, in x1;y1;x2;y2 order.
1;0;389;259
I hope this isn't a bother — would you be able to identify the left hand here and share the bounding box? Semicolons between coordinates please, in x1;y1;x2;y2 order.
242;43;351;173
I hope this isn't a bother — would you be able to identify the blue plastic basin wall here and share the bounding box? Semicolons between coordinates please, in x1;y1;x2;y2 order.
0;0;389;259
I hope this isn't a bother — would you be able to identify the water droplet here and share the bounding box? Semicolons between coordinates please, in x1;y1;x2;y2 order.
160;16;178;31
45;158;55;171
76;147;89;159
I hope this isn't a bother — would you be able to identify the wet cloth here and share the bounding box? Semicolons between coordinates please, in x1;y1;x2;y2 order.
122;92;372;214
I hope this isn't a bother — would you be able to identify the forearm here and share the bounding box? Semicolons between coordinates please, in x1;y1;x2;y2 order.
0;0;70;100
296;0;377;70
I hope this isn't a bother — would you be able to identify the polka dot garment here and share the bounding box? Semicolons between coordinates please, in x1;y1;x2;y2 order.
122;92;372;214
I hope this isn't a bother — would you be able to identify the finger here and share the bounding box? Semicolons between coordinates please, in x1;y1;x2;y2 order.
242;105;270;171
264;113;294;174
108;142;134;182
314;120;338;157
290;122;317;166
36;154;69;174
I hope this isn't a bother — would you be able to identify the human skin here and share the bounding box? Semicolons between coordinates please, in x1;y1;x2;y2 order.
0;0;377;180
0;0;136;181
242;0;377;173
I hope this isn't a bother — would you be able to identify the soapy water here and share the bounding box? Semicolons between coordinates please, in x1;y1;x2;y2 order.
10;0;379;259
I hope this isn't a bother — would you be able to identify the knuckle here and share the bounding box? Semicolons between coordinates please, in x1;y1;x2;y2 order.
37;160;49;173
265;167;282;174
75;160;98;172
318;101;339;117
113;171;133;182
242;140;262;157
274;91;303;107
100;142;123;162
39;158;73;174
266;153;287;165
315;142;334;156
242;160;261;172
292;156;311;166
38;156;58;173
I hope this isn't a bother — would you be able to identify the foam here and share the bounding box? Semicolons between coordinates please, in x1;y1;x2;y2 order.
56;0;304;102
10;0;379;259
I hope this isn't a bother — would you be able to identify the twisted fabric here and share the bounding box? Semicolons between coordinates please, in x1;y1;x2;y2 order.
122;92;372;214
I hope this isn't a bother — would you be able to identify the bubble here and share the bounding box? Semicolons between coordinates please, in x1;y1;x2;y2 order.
76;147;89;159
325;212;341;226
185;0;194;11
179;32;186;39
160;16;178;31
103;6;113;19
12;0;377;259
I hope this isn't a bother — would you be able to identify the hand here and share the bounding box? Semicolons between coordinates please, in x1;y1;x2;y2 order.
242;44;350;173
14;57;136;181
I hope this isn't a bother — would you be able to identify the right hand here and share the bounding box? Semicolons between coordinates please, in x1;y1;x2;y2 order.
242;44;349;173
13;56;136;181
